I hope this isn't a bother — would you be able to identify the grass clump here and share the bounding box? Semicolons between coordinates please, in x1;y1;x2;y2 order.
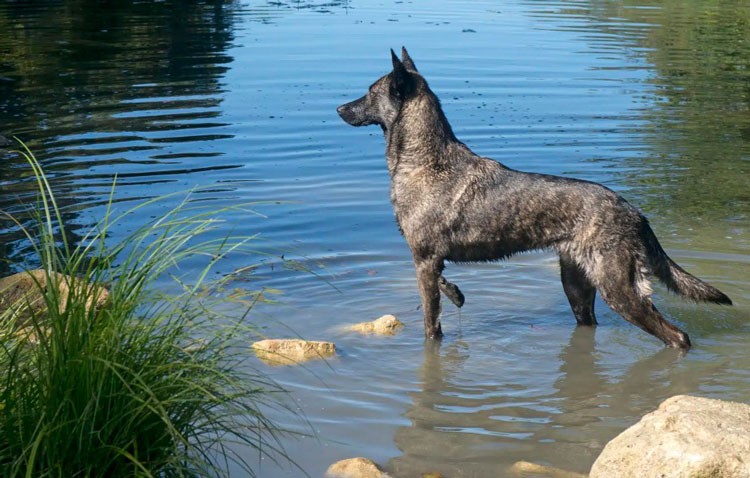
0;143;294;477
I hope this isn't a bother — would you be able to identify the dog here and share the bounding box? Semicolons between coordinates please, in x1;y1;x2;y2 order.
336;47;731;349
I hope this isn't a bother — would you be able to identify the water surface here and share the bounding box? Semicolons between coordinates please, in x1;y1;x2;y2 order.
1;1;748;476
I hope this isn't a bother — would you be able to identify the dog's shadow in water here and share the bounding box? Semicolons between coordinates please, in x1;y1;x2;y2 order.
386;328;698;477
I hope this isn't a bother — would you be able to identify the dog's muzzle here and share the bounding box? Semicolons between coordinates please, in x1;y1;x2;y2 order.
337;97;370;126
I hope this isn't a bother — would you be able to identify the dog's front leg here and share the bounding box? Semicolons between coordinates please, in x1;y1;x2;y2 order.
415;257;443;339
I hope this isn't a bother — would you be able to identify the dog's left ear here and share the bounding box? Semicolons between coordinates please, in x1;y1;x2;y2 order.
390;48;415;98
401;47;418;72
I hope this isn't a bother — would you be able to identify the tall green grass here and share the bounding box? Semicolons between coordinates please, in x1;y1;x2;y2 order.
0;143;296;477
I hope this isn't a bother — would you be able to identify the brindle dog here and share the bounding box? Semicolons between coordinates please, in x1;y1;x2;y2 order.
337;48;731;349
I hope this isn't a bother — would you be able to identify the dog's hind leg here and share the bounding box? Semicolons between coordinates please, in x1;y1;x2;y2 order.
439;275;465;308
415;258;444;339
596;257;691;348
560;253;597;326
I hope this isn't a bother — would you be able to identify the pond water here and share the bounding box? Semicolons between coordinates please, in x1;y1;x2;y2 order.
1;0;749;476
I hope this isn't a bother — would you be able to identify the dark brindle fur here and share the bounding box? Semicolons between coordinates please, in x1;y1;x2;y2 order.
337;48;731;349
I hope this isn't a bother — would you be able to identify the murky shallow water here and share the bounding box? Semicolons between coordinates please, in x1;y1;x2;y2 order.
1;1;748;476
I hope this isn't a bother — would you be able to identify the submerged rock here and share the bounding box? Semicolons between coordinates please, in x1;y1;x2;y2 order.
590;394;750;478
326;457;389;478
0;269;109;328
510;461;586;477
349;314;404;335
0;134;11;147
251;339;336;366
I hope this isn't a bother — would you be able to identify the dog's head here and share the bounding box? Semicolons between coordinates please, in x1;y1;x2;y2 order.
337;47;419;132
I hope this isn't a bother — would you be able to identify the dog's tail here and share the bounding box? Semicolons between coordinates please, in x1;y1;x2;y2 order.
643;223;732;305
655;256;732;305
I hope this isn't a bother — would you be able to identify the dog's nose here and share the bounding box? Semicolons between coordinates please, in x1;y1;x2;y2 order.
336;105;345;115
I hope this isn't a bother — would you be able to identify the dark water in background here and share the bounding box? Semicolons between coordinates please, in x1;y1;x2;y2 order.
1;1;749;476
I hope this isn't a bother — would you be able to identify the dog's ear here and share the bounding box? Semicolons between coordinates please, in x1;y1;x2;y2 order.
390;48;404;73
390;48;415;98
401;47;418;72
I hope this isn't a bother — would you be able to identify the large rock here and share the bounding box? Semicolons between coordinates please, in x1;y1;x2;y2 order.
326;457;389;478
349;314;404;335
0;269;109;328
251;339;336;366
590;395;750;478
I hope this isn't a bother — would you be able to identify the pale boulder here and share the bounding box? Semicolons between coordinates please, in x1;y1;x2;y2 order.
251;339;336;366
326;457;389;478
590;394;750;478
0;269;109;328
349;314;404;335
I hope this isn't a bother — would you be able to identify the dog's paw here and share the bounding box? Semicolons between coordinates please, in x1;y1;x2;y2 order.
439;276;465;308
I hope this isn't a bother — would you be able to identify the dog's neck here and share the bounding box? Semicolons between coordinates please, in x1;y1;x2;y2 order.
385;90;459;176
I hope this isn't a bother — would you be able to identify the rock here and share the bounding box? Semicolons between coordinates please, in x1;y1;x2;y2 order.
349;314;404;335
11;325;46;345
510;461;586;477
0;269;109;328
251;339;336;366
325;457;389;478
590;394;750;478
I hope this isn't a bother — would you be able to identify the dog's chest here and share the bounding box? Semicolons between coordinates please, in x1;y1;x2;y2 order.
390;168;459;231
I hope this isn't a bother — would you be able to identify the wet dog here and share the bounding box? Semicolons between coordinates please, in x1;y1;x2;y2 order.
337;48;731;348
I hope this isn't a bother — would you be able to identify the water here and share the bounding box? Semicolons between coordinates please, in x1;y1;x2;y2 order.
1;1;749;476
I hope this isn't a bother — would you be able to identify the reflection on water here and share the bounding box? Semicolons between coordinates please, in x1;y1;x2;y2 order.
1;0;748;477
389;328;714;476
0;0;241;275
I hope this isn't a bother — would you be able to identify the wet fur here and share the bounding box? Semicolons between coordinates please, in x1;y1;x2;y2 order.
337;48;731;349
